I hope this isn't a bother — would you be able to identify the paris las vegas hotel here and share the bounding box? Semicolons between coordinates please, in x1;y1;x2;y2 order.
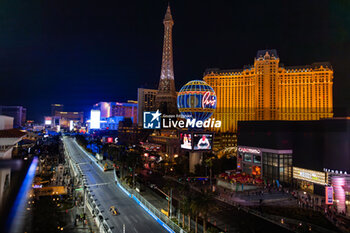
204;49;333;133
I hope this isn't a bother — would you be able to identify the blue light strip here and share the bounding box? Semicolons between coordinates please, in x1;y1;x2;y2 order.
132;195;175;233
117;182;132;197
116;182;175;233
6;157;38;233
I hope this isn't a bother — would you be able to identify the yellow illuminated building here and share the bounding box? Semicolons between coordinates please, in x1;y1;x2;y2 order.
204;49;333;132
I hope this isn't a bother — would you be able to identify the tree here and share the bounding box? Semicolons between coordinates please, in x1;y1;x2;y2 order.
75;135;88;148
181;195;193;232
191;190;217;233
204;154;215;191
191;194;201;233
125;150;143;188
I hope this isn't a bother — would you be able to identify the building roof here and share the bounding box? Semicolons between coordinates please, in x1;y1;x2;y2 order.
0;129;26;138
285;62;333;70
256;49;278;58
204;68;244;75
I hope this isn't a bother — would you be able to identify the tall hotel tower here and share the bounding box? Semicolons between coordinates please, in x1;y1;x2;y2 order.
204;49;333;132
155;5;178;115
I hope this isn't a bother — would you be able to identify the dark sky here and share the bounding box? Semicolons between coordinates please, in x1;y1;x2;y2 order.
0;0;349;122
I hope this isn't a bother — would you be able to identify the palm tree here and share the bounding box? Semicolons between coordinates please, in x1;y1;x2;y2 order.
182;195;193;232
204;156;214;191
191;194;201;233
177;183;192;230
200;191;217;233
191;191;217;233
125;150;143;188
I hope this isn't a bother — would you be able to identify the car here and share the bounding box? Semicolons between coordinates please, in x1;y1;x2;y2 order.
109;206;119;216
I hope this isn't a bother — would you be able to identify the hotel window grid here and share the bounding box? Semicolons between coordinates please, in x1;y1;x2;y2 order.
204;52;333;132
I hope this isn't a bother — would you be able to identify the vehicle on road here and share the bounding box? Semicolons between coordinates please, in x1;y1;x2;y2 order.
109;206;119;216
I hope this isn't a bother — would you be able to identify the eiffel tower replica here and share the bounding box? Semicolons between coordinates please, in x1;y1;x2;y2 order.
155;4;178;115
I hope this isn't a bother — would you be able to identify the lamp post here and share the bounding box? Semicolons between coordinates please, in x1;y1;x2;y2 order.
156;187;172;218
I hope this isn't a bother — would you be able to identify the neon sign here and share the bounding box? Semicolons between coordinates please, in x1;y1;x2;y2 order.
202;91;216;109
238;147;261;154
325;186;333;205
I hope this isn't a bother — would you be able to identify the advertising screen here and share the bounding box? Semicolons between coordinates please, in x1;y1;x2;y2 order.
180;133;192;150
90;110;101;129
325;186;333;205
293;167;327;185
45;117;52;125
193;133;213;150
69;120;74;131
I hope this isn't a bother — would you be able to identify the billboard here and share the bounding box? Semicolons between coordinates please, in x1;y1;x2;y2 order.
44;117;52;125
69;120;74;131
325;186;333;205
90;110;101;129
293;167;327;185
193;133;213;150
180;133;192;150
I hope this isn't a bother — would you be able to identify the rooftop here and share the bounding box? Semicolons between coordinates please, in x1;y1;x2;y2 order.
0;129;26;138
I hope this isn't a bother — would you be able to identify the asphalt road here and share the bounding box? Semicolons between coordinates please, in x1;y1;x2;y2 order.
63;137;167;233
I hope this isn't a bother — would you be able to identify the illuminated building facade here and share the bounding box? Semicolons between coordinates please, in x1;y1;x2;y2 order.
204;49;333;132
51;104;64;116
93;101;138;124
137;88;157;127
238;118;350;215
111;101;137;124
50;111;84;129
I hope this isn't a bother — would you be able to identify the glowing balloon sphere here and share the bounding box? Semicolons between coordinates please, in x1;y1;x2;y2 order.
177;80;217;121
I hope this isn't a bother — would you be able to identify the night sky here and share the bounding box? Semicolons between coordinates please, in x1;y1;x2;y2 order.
0;0;349;122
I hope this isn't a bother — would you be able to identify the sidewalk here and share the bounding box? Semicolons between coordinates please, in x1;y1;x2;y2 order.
63;203;99;233
216;185;294;206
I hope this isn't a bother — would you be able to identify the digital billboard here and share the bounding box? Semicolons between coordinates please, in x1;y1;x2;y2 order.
193;133;213;150
325;186;333;205
44;117;52;125
69;120;74;131
90;110;101;129
293;167;327;185
180;133;192;150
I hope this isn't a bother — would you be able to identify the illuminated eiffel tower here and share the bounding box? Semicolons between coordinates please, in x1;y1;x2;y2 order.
155;4;178;115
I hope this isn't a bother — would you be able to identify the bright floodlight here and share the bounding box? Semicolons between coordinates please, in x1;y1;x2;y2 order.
90;110;101;129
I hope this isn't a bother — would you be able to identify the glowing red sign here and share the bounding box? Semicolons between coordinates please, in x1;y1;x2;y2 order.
107;137;113;143
202;91;216;109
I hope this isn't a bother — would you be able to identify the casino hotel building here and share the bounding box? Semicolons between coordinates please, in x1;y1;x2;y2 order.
204;49;333;133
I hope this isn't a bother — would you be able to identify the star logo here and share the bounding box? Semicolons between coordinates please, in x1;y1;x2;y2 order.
151;110;162;122
143;110;162;129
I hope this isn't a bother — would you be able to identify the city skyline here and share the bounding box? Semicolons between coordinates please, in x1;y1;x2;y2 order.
1;2;350;233
0;0;349;121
